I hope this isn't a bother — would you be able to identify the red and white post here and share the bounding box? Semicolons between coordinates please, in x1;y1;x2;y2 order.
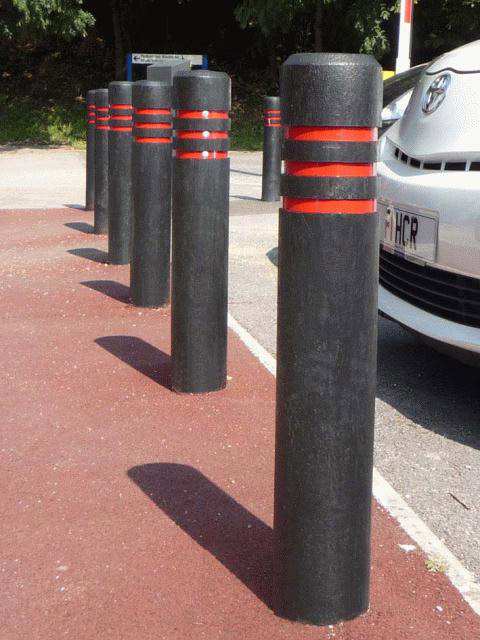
396;0;414;73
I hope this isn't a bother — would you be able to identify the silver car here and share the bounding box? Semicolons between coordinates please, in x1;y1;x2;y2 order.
378;40;480;365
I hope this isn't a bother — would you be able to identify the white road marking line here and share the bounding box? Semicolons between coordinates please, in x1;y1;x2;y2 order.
227;312;480;616
228;313;276;376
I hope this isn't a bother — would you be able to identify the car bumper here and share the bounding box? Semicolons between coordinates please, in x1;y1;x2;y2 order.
378;137;480;279
379;284;480;355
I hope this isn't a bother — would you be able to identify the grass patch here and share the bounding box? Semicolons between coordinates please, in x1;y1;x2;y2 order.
425;557;448;573
0;99;86;148
231;117;262;151
0;98;263;151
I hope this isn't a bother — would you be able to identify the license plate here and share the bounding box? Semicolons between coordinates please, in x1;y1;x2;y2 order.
380;201;438;263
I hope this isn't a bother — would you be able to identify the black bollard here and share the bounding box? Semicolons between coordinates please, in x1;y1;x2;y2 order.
85;90;96;211
171;70;231;393
261;96;282;201
130;81;172;307
94;88;109;234
274;53;382;626
108;81;133;264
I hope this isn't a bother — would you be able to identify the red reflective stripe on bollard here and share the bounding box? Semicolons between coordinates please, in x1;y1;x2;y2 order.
110;103;132;109
285;126;377;142
110;115;132;120
176;151;228;159
177;131;228;139
135;122;172;129
135;137;171;144
134;108;170;115
96;107;109;112
285;161;375;177
283;197;376;214
110;126;132;132
96;125;110;130
176;110;228;119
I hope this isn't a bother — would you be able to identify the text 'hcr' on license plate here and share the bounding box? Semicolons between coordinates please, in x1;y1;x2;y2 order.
380;201;438;263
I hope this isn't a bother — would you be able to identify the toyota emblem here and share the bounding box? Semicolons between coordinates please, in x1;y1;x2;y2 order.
422;73;451;114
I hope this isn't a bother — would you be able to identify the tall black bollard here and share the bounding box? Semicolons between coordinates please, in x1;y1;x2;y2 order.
261;96;282;201
85;90;96;211
108;81;133;264
130;81;172;307
274;53;382;626
94;88;109;234
171;70;231;393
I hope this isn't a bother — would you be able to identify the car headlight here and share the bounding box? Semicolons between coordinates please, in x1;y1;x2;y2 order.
381;88;413;127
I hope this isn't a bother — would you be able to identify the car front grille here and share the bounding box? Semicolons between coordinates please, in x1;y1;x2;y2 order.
394;146;480;172
379;249;480;328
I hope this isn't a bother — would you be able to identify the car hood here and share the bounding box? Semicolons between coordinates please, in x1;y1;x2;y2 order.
427;39;480;74
386;40;480;160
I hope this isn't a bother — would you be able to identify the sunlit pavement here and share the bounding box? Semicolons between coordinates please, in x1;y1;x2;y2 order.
1;147;479;637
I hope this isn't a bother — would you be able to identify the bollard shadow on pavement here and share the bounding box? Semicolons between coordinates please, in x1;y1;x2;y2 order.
65;221;94;234
81;280;130;303
230;169;262;177
230;195;261;202
377;318;480;451
68;247;109;263
95;336;171;389
63;204;86;210
266;247;278;267
127;463;273;609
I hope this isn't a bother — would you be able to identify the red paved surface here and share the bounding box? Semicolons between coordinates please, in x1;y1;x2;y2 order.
1;208;479;639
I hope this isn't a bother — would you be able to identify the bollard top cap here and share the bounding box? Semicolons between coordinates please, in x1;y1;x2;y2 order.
284;52;381;68
173;70;231;111
95;88;109;107
86;89;96;103
264;96;280;110
281;53;382;127
108;81;132;103
132;80;172;108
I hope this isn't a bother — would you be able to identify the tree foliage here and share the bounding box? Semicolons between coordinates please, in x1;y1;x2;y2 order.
235;0;399;59
236;0;480;63
413;0;480;58
2;0;480;103
1;0;95;40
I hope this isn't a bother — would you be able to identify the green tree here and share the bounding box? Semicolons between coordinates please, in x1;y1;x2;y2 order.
413;0;480;59
235;0;399;60
236;0;480;66
1;0;95;41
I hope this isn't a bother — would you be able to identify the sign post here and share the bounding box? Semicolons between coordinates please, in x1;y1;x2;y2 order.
126;53;208;81
396;0;413;73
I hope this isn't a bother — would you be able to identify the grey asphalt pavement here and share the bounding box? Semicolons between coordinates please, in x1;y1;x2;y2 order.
2;145;479;584
0;146;86;209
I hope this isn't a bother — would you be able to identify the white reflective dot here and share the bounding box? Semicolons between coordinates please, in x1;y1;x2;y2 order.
202;150;209;158
201;110;209;118
202;130;210;138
